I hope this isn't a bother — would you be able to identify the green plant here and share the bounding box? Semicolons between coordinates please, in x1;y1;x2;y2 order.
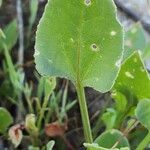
135;99;150;150
34;0;123;145
0;107;13;133
1;0;150;149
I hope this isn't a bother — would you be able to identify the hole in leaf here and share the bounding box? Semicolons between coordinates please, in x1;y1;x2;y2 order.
84;0;91;6
91;44;99;52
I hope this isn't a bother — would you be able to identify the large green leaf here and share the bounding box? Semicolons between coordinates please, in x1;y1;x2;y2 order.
113;52;150;100
34;0;123;92
94;129;130;148
0;107;13;133
135;99;150;130
0;20;18;51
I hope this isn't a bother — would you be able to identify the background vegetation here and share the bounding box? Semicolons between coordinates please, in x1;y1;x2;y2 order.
0;0;150;150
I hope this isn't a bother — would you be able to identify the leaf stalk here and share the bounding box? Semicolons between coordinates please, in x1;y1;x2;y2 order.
76;82;93;143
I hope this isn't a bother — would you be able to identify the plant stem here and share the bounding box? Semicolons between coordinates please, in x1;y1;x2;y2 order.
37;97;49;129
92;94;111;138
136;132;150;150
76;82;93;143
26;97;34;113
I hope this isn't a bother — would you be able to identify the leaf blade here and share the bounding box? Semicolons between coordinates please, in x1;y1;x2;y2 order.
35;0;123;92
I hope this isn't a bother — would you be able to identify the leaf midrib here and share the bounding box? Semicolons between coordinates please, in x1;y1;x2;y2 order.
76;4;84;84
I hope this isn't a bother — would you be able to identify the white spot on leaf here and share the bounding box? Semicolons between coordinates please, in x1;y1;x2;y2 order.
115;59;122;68
48;59;53;64
110;31;117;36
70;38;74;43
125;40;132;48
133;58;137;63
95;78;99;81
131;28;137;34
125;71;134;79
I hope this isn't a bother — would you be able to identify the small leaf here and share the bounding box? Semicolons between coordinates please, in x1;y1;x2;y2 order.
0;107;13;133
135;99;150;130
84;143;129;150
34;0;123;93
37;77;56;99
44;77;56;99
28;146;40;150
9;124;23;148
0;28;5;39
84;143;112;150
95;129;130;148
65;99;77;111
45;121;67;137
25;114;38;136
0;20;18;51
113;52;150;100
111;91;127;112
46;140;55;150
102;108;117;130
0;0;2;7
29;0;38;30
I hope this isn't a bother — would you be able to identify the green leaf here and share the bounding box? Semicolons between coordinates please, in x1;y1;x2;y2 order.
111;91;127;112
84;143;129;150
0;20;18;51
29;0;38;30
0;107;13;133
0;0;2;7
44;77;56;99
46;140;55;150
113;52;150;100
37;77;56;99
123;23;146;61
135;99;150;130
25;114;38;136
28;146;40;150
84;143;115;150
142;43;150;61
65;99;77;111
3;44;23;92
34;0;123;92
0;28;5;39
28;0;38;40
95;129;130;148
102;108;117;130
